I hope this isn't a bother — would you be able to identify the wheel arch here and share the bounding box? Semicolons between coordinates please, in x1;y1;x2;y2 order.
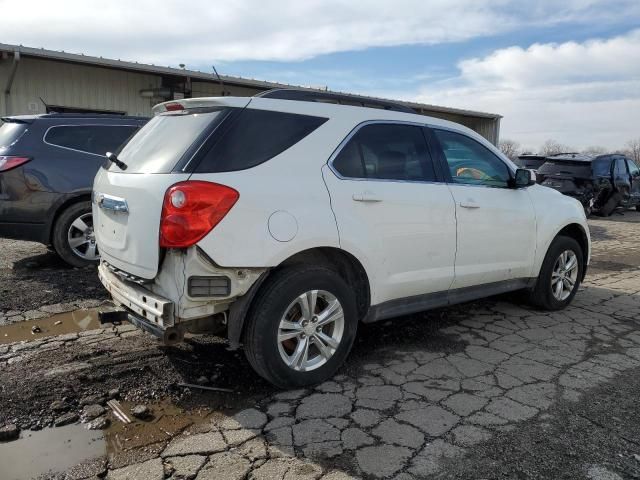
227;246;371;349
46;192;92;244
554;223;590;281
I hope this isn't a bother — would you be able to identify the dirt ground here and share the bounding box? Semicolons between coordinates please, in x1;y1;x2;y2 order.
0;210;639;480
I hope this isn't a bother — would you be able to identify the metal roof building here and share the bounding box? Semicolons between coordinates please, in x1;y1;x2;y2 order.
0;43;502;144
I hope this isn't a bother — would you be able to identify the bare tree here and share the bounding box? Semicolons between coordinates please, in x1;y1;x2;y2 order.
540;139;573;156
582;146;607;156
499;139;521;161
626;138;640;164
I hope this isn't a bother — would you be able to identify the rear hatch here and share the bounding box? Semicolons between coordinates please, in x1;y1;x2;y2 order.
93;98;249;279
538;160;593;193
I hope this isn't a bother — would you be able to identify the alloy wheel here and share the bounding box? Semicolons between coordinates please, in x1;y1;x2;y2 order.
277;290;345;372
67;213;99;261
551;249;578;301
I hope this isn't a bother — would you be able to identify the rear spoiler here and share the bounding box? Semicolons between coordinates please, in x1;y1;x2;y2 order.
152;97;251;115
1;116;34;124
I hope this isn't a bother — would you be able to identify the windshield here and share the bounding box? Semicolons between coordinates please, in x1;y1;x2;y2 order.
538;160;592;178
111;110;224;173
0;122;28;152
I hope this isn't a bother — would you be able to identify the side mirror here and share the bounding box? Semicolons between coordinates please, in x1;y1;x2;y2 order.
513;168;536;188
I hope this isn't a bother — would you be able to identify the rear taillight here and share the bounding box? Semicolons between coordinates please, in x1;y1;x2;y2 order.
0;156;30;173
159;181;239;248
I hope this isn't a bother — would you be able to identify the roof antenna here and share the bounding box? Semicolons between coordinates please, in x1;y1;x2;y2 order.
38;96;51;113
212;64;226;96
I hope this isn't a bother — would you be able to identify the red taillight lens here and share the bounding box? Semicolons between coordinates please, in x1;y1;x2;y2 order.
160;181;239;248
0;156;30;173
164;102;184;112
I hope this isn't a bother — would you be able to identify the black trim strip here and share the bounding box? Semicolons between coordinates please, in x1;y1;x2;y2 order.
363;278;534;323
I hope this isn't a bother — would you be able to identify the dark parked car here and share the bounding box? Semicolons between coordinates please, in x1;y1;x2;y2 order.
0;114;147;266
537;153;640;216
516;154;547;172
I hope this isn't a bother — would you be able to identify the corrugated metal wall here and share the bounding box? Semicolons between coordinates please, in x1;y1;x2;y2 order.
0;55;499;144
192;81;260;98
0;57;161;117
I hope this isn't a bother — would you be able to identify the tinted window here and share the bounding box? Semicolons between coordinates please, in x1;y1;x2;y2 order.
627;159;640;177
0;122;28;152
195;109;328;173
332;123;436;181
615;158;627;176
45;125;138;156
433;129;510;188
115;111;223;173
538;160;592;178
592;159;612;176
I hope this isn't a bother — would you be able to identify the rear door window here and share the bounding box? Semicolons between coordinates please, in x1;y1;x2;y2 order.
614;158;627;176
45;125;138;156
194;109;328;173
332;123;437;181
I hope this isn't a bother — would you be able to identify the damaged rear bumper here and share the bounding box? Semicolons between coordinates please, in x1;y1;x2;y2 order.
98;262;176;333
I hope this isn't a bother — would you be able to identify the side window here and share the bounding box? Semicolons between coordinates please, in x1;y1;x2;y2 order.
195;109;328;173
332;123;436;181
45;125;138;156
627;159;640;177
615;158;627;176
433;129;511;188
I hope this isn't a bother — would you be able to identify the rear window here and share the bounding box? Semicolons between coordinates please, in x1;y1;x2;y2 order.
45;125;138;156
0;122;28;152
194;109;328;173
538;161;592;178
113;111;223;173
592;159;612;176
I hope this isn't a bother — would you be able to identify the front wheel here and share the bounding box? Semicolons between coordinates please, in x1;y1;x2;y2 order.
526;235;584;310
243;266;358;389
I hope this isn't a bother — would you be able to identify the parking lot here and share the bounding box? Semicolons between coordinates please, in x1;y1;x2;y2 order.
1;212;640;480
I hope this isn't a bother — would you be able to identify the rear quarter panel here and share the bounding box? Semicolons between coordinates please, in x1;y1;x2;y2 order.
189;116;351;268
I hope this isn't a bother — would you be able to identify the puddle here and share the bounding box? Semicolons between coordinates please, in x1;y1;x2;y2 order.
0;308;118;344
105;400;213;454
0;424;104;480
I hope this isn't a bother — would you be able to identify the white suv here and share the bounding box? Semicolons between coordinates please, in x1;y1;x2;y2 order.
93;89;590;388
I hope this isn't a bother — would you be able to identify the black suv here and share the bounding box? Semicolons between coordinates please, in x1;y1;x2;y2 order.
536;153;640;216
0;114;147;266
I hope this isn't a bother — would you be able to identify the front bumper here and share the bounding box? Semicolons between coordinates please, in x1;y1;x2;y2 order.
98;262;174;328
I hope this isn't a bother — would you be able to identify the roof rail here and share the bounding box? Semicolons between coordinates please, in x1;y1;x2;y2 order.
255;88;416;114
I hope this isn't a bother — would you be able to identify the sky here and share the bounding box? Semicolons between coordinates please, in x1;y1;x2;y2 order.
2;0;640;151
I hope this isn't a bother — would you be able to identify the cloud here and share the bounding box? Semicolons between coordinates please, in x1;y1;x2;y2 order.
413;29;640;150
1;0;639;63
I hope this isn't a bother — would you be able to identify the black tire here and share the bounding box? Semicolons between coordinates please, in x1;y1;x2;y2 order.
52;201;99;268
526;235;584;311
636;204;640;212
243;266;358;389
596;192;622;217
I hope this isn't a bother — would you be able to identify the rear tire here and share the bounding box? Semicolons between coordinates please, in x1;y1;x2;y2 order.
596;191;622;217
243;266;358;389
52;201;99;268
526;235;584;311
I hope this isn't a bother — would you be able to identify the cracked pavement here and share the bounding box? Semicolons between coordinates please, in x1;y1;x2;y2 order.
1;213;640;479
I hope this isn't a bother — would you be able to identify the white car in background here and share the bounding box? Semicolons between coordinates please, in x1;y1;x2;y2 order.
93;89;590;388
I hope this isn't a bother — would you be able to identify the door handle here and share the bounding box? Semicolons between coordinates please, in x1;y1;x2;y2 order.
353;192;382;202
459;201;480;209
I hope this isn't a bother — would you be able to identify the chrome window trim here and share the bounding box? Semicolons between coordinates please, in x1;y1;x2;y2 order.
326;119;448;186
42;124;139;158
